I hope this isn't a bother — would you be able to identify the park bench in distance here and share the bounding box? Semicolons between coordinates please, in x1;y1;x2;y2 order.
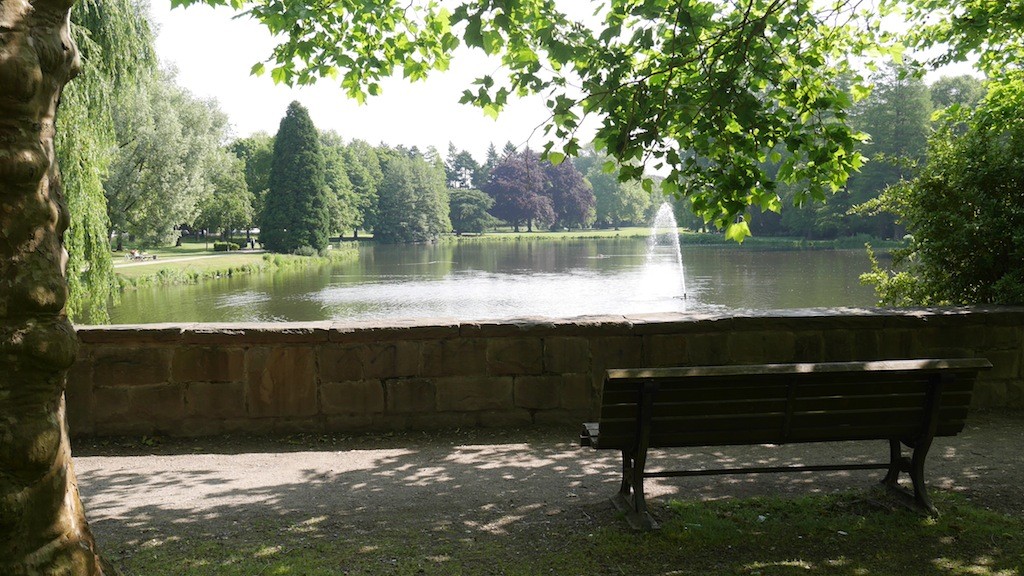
580;358;993;530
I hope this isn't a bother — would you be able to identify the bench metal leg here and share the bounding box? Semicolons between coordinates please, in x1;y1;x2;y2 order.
611;448;658;530
880;438;938;516
910;437;937;515
882;439;903;487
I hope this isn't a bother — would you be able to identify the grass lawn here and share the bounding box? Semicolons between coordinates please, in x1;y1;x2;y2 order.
112;490;1021;575
112;240;358;287
114;252;267;280
452;228;903;250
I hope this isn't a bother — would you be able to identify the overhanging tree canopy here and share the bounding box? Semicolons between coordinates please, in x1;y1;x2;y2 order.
174;0;894;241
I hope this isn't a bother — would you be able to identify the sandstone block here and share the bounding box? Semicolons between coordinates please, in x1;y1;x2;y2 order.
245;347;317;417
822;330;856;361
422;338;487;377
852;329;881;359
559;373;594;411
330;320;460;343
475;409;533;428
362;341;422;379
436;376;513;411
319;344;364;382
65;358;94;436
322;380;385;415
972;380;1008;409
487;338;543;375
324;414;377;432
173;346;244;383
1008;380;1023;409
591;336;643;370
543;337;590;374
185;381;247;419
792;332;824;362
272;417;322;434
75;325;185;344
879;329;914;358
93;347;172;387
984;349;1022;380
682;333;729;366
93;383;185;433
385;378;436;413
645;334;689;367
402;411;480;430
532;409;577;426
513;376;561;410
183;323;330;345
917;325;986;351
728;330;795;364
985;325;1024;349
177;417;227;437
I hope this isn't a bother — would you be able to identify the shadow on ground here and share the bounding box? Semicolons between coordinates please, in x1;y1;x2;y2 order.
74;411;1024;575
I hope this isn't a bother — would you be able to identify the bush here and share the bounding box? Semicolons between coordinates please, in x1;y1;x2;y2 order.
861;86;1024;305
292;245;318;257
213;241;240;252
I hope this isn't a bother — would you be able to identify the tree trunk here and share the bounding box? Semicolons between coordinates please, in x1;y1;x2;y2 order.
0;0;115;574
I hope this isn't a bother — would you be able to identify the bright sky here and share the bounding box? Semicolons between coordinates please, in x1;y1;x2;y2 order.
150;3;561;161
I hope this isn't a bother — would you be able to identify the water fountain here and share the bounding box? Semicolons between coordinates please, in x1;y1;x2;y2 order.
645;202;687;299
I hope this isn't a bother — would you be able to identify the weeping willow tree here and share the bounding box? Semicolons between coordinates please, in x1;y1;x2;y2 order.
58;0;156;323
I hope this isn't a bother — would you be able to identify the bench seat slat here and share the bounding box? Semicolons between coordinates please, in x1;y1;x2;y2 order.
604;376;973;395
604;358;992;382
598;389;970;422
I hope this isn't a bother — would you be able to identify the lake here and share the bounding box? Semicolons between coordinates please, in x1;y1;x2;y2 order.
106;238;880;324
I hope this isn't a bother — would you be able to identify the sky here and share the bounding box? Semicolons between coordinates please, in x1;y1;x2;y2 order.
149;4;564;160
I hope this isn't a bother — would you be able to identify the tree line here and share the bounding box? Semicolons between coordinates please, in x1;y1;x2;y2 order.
231;101;657;250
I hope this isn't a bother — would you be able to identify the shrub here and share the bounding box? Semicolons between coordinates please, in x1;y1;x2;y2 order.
292;245;318;257
213;241;240;252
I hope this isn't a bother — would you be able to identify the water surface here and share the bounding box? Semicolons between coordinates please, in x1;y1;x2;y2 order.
107;239;879;324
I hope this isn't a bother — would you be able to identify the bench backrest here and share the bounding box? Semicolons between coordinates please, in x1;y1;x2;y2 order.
596;358;992;450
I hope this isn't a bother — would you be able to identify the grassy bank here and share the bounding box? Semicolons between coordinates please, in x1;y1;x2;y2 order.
114;243;358;290
445;228;904;250
110;489;1020;575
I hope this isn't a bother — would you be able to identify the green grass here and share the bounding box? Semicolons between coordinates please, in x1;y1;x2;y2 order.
445;227;654;241
446;229;904;251
114;245;358;289
108;490;1022;576
114;253;267;279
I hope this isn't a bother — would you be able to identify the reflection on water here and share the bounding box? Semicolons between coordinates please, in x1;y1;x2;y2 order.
106;239;879;324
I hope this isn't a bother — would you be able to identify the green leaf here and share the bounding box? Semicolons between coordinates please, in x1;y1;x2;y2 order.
851;83;872;101
250;62;266;77
547;152;566;165
725;220;751;243
482;30;503;55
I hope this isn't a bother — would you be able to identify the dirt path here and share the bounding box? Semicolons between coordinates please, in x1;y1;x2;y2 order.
75;411;1023;564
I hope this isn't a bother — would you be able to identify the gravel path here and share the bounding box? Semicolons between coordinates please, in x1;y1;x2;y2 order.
75;411;1023;559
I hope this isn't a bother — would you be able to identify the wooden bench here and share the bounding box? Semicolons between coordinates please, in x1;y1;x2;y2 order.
580;358;992;529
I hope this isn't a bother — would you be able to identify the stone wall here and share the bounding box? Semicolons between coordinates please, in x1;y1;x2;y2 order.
67;308;1024;437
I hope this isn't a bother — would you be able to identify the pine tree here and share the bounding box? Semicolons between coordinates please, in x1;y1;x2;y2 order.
261;102;331;253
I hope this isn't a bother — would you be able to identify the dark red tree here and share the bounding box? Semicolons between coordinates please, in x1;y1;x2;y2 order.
544;160;595;229
483;150;553;232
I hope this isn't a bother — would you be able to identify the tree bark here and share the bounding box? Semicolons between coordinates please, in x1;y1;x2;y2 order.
0;0;114;573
